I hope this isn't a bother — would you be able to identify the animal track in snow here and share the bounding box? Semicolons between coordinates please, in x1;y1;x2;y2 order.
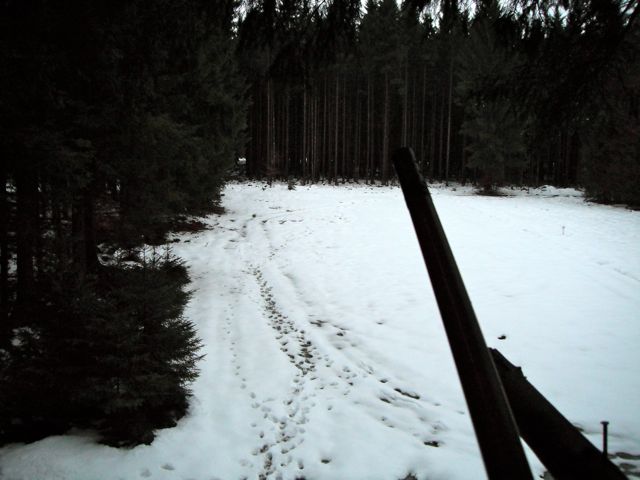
247;266;326;478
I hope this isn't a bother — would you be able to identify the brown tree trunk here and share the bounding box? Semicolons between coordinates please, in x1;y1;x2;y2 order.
322;75;328;180
445;57;453;182
354;81;361;181
313;90;319;181
565;129;572;185
15;166;38;308
303;84;307;181
367;74;373;182
267;77;273;180
411;69;418;153
420;65;427;172
51;196;64;270
83;189;97;273
334;73;339;184
382;72;390;184
429;87;437;178
461;123;467;183
402;62;409;146
438;88;445;179
0;162;9;327
340;74;348;183
285;87;290;177
70;187;97;279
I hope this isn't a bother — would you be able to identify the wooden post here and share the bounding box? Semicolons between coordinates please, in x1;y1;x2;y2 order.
490;349;626;480
393;147;532;480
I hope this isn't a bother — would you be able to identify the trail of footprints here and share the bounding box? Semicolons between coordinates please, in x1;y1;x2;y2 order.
306;316;443;449
246;267;326;479
227;267;443;479
135;222;440;479
254;268;318;376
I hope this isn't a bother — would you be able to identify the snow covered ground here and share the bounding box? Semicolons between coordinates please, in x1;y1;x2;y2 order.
1;182;639;480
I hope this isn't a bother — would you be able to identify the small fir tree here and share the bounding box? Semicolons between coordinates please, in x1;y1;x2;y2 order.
0;249;202;447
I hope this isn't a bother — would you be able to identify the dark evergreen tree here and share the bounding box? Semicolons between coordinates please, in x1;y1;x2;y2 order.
1;251;201;446
0;0;245;446
457;3;527;192
580;16;640;205
234;0;637;202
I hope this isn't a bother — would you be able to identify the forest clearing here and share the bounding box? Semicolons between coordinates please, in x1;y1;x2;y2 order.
2;1;638;478
2;182;638;479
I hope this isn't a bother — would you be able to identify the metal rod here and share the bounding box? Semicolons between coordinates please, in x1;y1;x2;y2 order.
392;147;532;479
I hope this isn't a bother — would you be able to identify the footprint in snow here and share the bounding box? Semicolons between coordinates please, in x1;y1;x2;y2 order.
161;463;175;471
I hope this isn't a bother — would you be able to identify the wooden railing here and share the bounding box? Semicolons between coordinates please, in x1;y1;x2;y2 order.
393;147;625;480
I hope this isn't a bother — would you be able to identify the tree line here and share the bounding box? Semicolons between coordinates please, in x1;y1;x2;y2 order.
238;0;639;202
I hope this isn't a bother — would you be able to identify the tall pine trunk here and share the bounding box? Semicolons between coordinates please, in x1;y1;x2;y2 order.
420;65;427;171
382;71;390;184
340;73;344;183
334;73;340;184
438;89;445;179
402;62;409;146
354;80;361;181
283;85;291;176
71;188;98;279
0;162;8;328
430;87;437;178
411;69;418;152
322;75;328;180
302;84;307;181
15;165;37;309
367;74;373;183
83;189;97;273
445;56;454;183
267;77;275;180
313;89;318;181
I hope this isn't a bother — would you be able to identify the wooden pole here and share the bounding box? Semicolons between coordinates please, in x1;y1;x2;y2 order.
490;349;626;480
393;147;532;480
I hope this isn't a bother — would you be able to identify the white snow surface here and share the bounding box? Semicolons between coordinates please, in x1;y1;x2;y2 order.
1;182;639;480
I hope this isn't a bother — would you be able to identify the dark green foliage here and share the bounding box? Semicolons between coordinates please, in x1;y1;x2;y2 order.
579;19;640;206
457;10;527;192
0;252;201;447
1;0;244;447
360;0;403;75
461;100;527;192
581;117;640;206
237;0;638;204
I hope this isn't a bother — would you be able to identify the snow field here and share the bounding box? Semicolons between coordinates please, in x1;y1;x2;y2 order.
0;182;638;479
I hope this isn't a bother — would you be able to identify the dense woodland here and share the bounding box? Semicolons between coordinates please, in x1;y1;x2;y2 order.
239;0;639;202
0;0;246;445
0;0;638;447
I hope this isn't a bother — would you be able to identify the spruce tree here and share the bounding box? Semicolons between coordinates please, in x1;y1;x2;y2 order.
0;0;244;446
457;4;527;192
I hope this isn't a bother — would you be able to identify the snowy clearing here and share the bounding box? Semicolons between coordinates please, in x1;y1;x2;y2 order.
1;182;639;480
